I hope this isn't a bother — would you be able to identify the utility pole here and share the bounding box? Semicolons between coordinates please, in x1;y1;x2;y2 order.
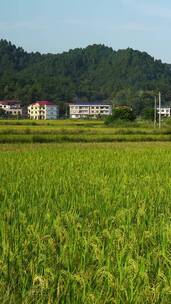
65;103;68;118
159;91;161;128
154;96;157;127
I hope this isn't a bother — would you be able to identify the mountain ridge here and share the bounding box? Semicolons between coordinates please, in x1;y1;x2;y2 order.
0;39;171;114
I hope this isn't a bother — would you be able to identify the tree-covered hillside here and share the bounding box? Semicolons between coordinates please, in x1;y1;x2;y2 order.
0;39;171;114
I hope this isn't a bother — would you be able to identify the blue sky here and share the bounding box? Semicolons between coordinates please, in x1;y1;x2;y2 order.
1;0;171;62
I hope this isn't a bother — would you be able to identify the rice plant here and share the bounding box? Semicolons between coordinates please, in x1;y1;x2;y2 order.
0;143;171;303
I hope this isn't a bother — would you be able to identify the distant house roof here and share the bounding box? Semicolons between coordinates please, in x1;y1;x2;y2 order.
69;102;111;106
31;101;55;106
114;105;131;109
160;105;171;108
158;106;171;108
0;100;21;105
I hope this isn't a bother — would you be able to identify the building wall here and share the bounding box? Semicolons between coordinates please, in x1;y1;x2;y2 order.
157;107;171;117
7;109;22;116
0;103;22;116
28;104;58;120
45;105;58;119
69;104;112;118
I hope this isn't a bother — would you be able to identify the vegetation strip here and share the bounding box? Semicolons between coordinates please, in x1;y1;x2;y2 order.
0;143;171;303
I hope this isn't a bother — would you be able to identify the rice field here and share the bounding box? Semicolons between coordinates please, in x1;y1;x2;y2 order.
0;119;171;143
0;142;171;303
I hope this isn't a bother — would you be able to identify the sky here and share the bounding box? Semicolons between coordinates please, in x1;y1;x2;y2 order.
0;0;171;62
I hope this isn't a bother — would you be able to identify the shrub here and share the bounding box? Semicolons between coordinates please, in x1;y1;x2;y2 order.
141;108;154;121
105;107;136;125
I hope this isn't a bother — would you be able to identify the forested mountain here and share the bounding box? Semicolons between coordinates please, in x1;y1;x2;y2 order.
0;39;171;114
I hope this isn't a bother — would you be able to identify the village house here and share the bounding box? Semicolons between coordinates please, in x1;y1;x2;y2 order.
0;100;23;117
27;101;58;120
69;103;112;118
157;107;171;117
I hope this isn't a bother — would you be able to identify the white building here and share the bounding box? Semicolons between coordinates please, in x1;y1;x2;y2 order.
157;107;171;117
69;103;112;118
28;101;58;120
0;100;22;116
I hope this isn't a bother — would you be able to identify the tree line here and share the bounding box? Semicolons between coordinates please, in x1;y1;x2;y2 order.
0;39;171;115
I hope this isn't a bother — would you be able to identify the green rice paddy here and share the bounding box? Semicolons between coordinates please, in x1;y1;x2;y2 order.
0;142;171;303
0;119;171;143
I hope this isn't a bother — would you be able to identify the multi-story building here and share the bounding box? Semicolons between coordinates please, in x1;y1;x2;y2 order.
69;103;112;118
28;101;58;120
157;107;171;117
0;100;22;117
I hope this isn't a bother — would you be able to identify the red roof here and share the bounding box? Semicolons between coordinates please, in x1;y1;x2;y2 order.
0;100;21;105
31;101;55;106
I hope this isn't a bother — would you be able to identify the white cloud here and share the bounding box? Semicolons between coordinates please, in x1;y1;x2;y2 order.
61;18;84;25
145;5;171;19
121;0;171;19
0;21;48;31
115;22;167;32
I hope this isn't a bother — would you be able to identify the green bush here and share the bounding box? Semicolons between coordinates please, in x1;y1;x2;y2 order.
141;108;154;121
105;107;136;125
